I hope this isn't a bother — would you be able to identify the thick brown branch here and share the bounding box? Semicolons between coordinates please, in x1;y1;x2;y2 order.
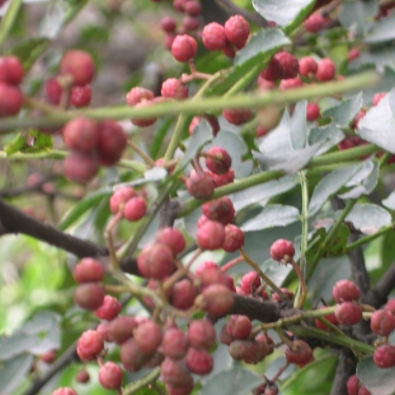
371;260;395;308
0;199;139;275
230;294;283;322
329;350;357;395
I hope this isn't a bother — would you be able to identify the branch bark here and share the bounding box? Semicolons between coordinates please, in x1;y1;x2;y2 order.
0;199;139;275
329;350;358;395
230;294;283;322
370;260;395;308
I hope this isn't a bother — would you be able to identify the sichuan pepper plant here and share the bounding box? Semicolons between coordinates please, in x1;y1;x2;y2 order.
0;0;395;395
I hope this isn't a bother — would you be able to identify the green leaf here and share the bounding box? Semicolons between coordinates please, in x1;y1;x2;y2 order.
212;28;290;95
175;119;212;172
198;366;262;395
323;93;363;128
0;354;34;395
234;28;290;67
260;257;292;286
22;310;60;334
25;129;53;151
338;0;378;36
207;131;253;178
254;110;322;173
308;255;351;301
308;163;362;216
358;92;395;153
308;122;344;156
354;66;395;106
37;2;68;39
150;117;174;159
290;100;307;150
338;159;379;199
383;190;395;210
0;0;23;47
252;0;315;33
389;87;395;119
5;37;50;71
241;204;300;231
59;187;112;230
3;132;26;155
281;353;338;392
223;222;301;276
231;174;298;212
346;203;392;234
364;12;395;43
348;45;395;72
0;333;37;360
0;311;60;360
125;167;168;187
327;223;350;253
357;356;395;395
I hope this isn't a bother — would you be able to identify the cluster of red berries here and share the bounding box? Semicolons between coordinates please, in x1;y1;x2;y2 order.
196;197;246;252
44;50;94;108
202;15;249;57
0;56;24;117
371;299;395;369
125;77;191;128
159;0;202;49
324;279;395;373
45;78;91;108
67;246;238;394
186;146;234;196
62;117;127;183
219;314;272;364
109;186;147;222
254;53;338;137
42;50;127;184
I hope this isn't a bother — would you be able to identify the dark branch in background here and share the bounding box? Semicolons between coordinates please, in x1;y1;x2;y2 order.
201;0;229;24
0;174;76;201
331;196;372;335
214;0;268;27
371;260;395;308
22;296;133;395
158;198;180;229
0;199;140;275
0;199;106;256
332;197;395;308
329;350;358;395
24;341;79;395
230;294;283;322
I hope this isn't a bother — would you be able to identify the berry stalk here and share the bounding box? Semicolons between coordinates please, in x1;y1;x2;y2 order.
239;247;286;299
122;367;160;395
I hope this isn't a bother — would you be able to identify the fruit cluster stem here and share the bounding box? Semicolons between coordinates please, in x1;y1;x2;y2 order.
122;367;160;395
239;247;286;299
128;140;156;167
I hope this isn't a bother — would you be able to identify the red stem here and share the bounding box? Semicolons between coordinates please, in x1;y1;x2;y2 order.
221;256;244;272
